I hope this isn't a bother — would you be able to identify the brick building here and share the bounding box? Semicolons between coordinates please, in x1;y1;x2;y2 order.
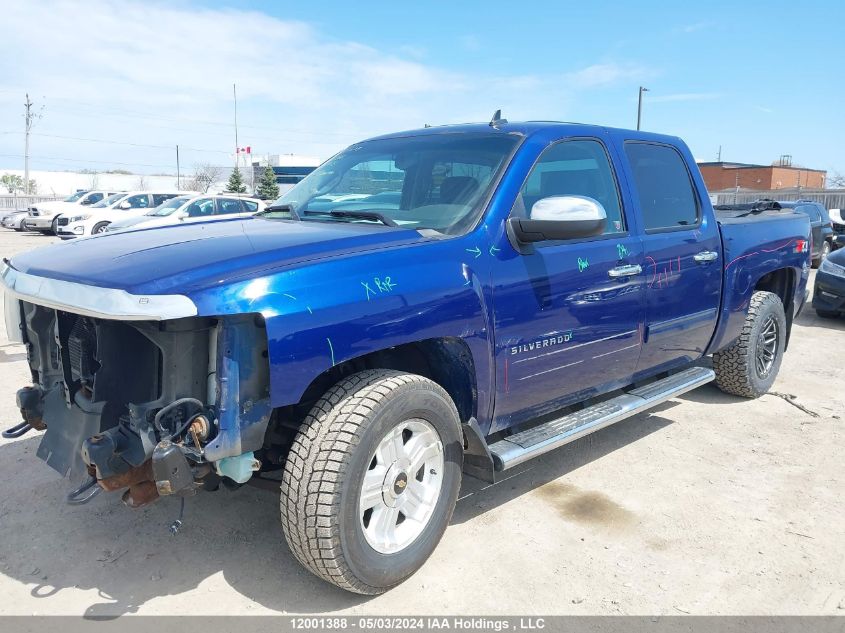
698;161;826;191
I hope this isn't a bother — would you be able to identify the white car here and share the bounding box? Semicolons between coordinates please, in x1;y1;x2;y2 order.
1;210;29;231
56;191;187;238
106;194;265;232
26;190;119;233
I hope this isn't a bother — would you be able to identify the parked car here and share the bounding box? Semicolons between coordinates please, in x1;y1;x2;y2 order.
1;120;811;595
829;208;845;249
715;199;832;267
106;194;262;232
56;191;185;238
1;210;30;231
26;190;118;234
812;246;845;318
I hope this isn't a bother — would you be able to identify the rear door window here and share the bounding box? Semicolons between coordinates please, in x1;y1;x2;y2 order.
152;193;179;206
123;194;150;209
216;198;245;215
624;142;699;231
185;198;214;218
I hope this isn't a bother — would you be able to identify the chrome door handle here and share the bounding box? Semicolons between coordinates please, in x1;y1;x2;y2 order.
693;251;718;263
608;264;642;278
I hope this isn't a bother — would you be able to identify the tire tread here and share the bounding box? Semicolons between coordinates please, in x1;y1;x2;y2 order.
280;369;457;594
713;290;783;398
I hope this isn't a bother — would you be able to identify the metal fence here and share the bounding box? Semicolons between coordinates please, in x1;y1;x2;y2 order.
0;194;63;211
712;188;845;210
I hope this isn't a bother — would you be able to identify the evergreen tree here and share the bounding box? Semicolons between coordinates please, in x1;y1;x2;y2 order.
226;166;247;194
256;165;280;200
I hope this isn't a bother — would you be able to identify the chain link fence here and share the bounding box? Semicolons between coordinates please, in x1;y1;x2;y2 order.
711;188;845;209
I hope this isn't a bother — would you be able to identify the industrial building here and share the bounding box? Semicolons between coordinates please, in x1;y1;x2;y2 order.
698;158;826;192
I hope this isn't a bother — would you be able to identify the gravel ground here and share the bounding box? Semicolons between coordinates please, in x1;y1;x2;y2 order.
0;228;842;616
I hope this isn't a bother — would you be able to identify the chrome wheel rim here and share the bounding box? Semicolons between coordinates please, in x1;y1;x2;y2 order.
94;225;107;234
359;418;444;554
755;316;778;377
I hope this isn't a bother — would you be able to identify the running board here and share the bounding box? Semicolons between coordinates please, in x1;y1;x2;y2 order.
488;367;715;471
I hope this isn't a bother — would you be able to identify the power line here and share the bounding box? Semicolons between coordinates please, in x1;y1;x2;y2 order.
0;152;230;171
29;132;231;154
45;96;363;140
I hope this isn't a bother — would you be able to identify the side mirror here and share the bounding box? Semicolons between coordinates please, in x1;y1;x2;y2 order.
118;201;131;210
176;210;188;220
508;195;607;243
80;199;93;206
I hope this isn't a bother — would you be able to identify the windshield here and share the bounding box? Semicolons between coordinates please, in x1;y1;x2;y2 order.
64;191;87;202
148;196;191;216
272;133;520;233
92;193;127;208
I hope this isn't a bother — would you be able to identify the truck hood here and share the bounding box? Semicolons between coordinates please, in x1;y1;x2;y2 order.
10;217;426;295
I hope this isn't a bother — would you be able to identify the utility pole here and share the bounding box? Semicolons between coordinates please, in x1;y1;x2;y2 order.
24;94;33;195
636;86;649;131
176;145;181;190
717;145;722;162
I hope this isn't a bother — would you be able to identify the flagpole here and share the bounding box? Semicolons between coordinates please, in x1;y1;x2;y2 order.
233;83;239;170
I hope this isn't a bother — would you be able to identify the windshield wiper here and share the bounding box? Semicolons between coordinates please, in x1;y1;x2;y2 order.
257;203;300;220
319;209;399;227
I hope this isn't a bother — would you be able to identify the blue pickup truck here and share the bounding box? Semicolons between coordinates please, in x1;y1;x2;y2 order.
2;119;811;594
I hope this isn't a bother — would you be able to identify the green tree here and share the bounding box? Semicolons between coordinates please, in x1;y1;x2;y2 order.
256;165;280;200
226;166;247;194
1;173;24;194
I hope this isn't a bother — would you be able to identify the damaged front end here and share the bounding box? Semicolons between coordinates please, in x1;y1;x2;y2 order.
4;275;272;508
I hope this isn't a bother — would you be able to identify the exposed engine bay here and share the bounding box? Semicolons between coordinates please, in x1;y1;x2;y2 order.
10;300;274;509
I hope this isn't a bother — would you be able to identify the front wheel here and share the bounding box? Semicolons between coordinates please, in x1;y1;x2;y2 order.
713;291;786;398
91;222;110;234
280;369;463;594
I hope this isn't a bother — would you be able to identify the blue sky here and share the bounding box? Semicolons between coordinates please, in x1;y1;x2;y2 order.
1;0;843;182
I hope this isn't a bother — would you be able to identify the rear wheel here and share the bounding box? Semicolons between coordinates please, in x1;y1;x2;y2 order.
280;369;463;594
713;291;786;398
92;222;109;234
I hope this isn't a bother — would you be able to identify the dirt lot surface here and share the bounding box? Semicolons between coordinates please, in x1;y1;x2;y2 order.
0;228;842;617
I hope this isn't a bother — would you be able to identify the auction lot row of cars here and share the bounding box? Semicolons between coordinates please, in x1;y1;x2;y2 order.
0;189;267;237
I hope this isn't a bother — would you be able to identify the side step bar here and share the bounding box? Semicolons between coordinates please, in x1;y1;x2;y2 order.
489;366;715;471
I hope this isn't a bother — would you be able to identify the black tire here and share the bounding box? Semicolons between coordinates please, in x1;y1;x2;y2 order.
713;291;786;398
280;369;463;594
815;308;839;319
91;222;110;235
51;216;59;234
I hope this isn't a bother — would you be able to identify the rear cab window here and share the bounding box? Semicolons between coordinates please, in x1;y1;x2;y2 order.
624;142;699;232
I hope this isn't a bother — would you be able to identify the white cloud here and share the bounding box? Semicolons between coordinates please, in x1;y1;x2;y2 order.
459;35;482;52
0;1;656;172
565;63;652;88
677;21;715;34
647;92;722;103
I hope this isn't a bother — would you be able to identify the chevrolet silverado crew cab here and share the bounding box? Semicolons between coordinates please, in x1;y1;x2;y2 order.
2;119;811;594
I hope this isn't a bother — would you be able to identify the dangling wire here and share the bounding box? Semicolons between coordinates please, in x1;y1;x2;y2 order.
169;497;185;535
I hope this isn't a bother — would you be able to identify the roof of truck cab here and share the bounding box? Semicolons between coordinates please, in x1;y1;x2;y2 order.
364;121;685;146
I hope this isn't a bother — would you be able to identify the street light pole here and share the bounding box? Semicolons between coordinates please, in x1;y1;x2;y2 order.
637;86;649;131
